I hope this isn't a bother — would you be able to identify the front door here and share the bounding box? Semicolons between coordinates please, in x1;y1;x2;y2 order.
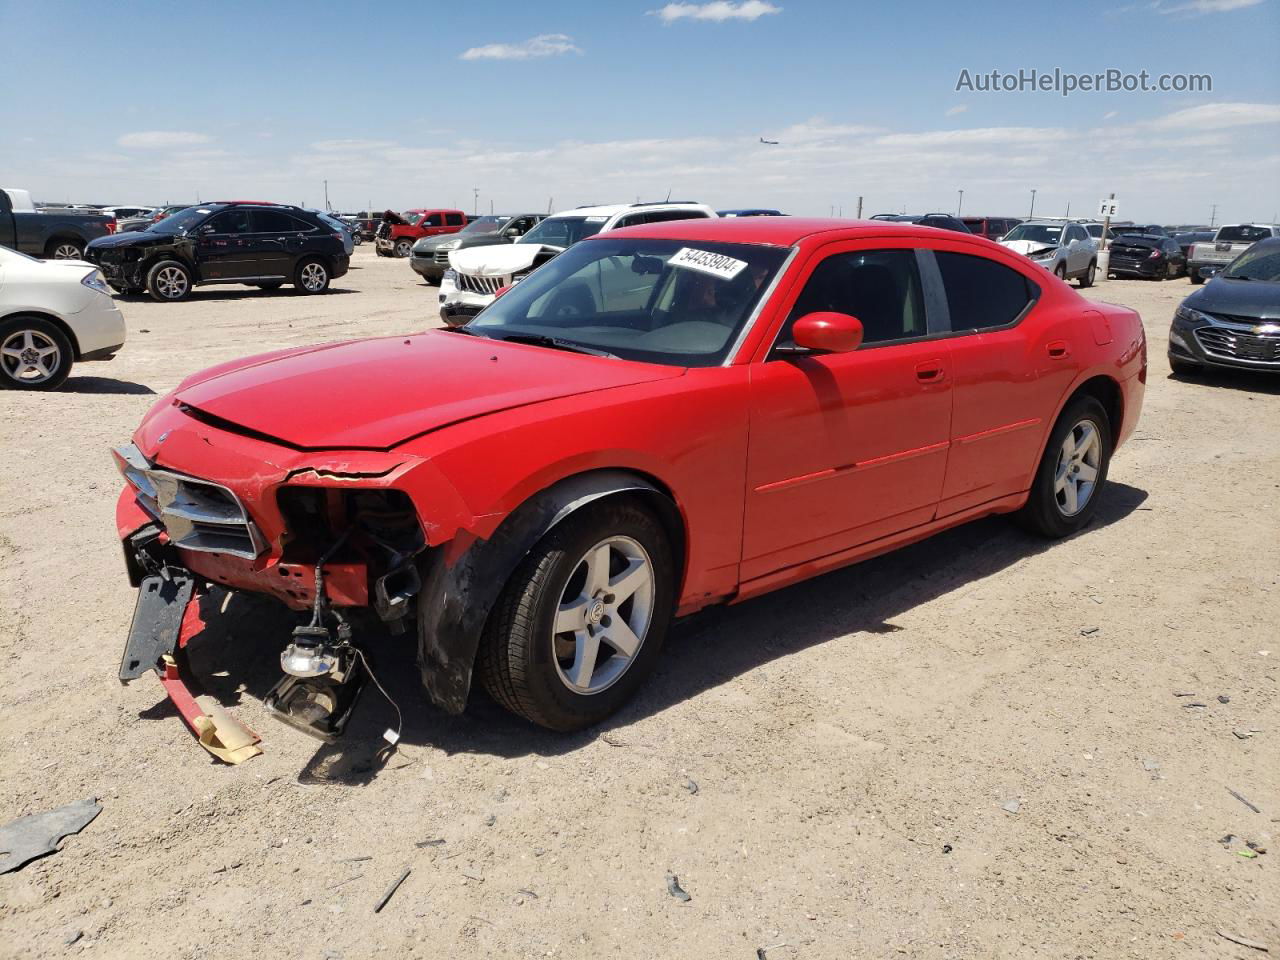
742;246;953;581
194;208;253;279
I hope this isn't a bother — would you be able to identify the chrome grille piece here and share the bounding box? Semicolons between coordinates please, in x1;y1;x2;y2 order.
115;444;266;558
433;249;451;264
456;272;509;295
1194;326;1280;365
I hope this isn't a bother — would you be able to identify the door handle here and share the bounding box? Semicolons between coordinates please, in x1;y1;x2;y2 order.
1047;341;1070;358
915;360;945;383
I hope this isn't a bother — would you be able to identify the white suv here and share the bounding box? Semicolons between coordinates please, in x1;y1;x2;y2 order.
439;202;717;325
999;219;1099;287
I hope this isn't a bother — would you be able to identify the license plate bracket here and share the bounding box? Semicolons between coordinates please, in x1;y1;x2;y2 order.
120;572;195;682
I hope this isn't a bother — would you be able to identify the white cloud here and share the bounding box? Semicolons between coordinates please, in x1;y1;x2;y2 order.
650;1;781;23
945;104;969;117
1154;0;1264;13
117;131;213;149
311;139;399;152
1103;110;1119;120
459;34;581;61
1148;101;1280;129
874;126;1070;147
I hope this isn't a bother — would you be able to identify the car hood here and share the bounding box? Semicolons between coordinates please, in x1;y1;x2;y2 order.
1000;239;1059;256
87;230;169;249
171;329;685;450
450;243;548;277
1186;279;1280;321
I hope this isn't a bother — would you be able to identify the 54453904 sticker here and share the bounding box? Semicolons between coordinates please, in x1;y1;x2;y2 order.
668;247;748;280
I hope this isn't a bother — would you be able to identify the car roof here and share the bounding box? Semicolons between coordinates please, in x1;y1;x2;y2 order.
550;202;711;219
597;216;996;246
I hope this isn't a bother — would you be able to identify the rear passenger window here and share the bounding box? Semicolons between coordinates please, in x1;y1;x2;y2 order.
775;249;926;350
445;213;465;227
647;209;710;223
253;210;298;233
935;252;1037;331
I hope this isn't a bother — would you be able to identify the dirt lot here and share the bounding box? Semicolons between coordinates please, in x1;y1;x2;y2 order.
1;247;1276;959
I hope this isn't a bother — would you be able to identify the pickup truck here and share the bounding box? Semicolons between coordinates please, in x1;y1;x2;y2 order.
0;188;117;259
1187;223;1280;284
374;208;468;258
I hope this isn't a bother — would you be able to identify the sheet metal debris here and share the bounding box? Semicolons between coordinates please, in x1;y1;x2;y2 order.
665;872;691;902
0;797;102;874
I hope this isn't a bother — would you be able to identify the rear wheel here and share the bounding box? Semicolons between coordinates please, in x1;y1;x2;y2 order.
146;260;192;302
46;238;85;260
1189;269;1204;285
1077;260;1096;287
477;500;675;732
0;316;74;390
1016;395;1111;539
294;258;330;294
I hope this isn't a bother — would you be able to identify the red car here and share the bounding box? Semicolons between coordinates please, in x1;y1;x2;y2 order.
114;218;1146;735
375;208;467;258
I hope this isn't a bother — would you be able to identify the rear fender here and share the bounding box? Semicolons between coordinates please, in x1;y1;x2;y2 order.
416;469;664;713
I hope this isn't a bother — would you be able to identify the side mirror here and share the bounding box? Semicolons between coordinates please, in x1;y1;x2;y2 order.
792;312;864;353
504;227;522;237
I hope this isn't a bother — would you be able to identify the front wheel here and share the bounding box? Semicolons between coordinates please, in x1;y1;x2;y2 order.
1189;269;1204;285
1054;263;1067;282
1016;395;1112;539
477;500;675;731
1077;260;1096;288
0;316;74;390
394;239;413;258
146;260;192;302
294;259;330;294
1169;355;1202;377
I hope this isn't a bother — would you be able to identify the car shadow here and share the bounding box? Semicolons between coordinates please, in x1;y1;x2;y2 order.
1168;368;1280;395
61;376;156;395
113;288;358;304
154;482;1148;783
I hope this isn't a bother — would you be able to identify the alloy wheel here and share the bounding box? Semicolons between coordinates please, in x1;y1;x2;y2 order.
53;243;81;260
300;262;327;291
155;266;188;299
1;329;61;384
552;536;655;695
1054;419;1102;516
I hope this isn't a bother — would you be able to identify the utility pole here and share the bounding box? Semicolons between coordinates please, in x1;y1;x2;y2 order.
473;187;479;216
1209;203;1218;228
323;180;330;211
957;189;964;216
1029;189;1037;218
1065;200;1071;218
856;196;863;219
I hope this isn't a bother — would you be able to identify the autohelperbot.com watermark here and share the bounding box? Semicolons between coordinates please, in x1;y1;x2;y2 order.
955;68;1212;97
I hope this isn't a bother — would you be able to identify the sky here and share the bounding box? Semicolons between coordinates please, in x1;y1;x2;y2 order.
1;0;1278;225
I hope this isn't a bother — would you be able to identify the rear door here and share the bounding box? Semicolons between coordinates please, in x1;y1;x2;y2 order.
247;209;304;278
927;247;1068;515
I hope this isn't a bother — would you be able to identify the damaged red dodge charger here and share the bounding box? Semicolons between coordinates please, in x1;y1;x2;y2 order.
114;218;1146;736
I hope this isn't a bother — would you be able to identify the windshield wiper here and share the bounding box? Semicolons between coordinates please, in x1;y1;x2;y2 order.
445;325;490;338
497;333;618;359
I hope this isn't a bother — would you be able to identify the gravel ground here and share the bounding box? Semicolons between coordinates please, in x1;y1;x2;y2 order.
1;247;1276;959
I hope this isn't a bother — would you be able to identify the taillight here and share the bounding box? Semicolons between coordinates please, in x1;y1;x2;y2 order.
106;219;118;235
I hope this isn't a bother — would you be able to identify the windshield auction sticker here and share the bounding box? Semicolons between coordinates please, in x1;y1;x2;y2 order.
668;247;748;280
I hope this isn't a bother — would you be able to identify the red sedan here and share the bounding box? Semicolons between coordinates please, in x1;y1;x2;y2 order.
113;217;1146;734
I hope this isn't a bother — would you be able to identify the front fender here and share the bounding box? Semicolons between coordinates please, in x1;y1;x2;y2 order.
416;469;665;714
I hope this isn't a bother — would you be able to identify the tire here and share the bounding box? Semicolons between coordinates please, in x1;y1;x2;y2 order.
394;239;413;258
477;499;676;732
1189;269;1204;285
0;316;74;391
1054;263;1067;282
145;260;193;302
252;280;284;291
46;238;85;260
1077;260;1096;288
1169;355;1202;377
1015;395;1112;539
294;258;330;294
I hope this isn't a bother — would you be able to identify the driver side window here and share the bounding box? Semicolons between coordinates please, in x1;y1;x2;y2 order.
773;249;925;352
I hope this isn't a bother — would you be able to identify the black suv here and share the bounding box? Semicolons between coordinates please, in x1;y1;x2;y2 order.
85;202;350;302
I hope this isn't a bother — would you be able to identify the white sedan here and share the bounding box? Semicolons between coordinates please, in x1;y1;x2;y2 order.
0;246;126;390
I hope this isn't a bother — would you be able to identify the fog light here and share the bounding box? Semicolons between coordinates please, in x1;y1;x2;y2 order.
280;625;341;678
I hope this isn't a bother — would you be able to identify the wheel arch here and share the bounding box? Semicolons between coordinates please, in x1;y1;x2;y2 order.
43;233;86;256
1063;374;1124;442
415;467;687;714
0;310;83;359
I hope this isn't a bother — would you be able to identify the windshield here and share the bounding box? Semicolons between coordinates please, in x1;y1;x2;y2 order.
468;237;788;367
461;216;503;234
1003;223;1061;245
1224;245;1280;282
1218;225;1272;244
519;216;607;250
148;206;215;235
400;212;423;227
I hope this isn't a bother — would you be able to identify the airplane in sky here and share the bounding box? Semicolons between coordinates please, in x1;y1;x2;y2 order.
759;137;779;145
